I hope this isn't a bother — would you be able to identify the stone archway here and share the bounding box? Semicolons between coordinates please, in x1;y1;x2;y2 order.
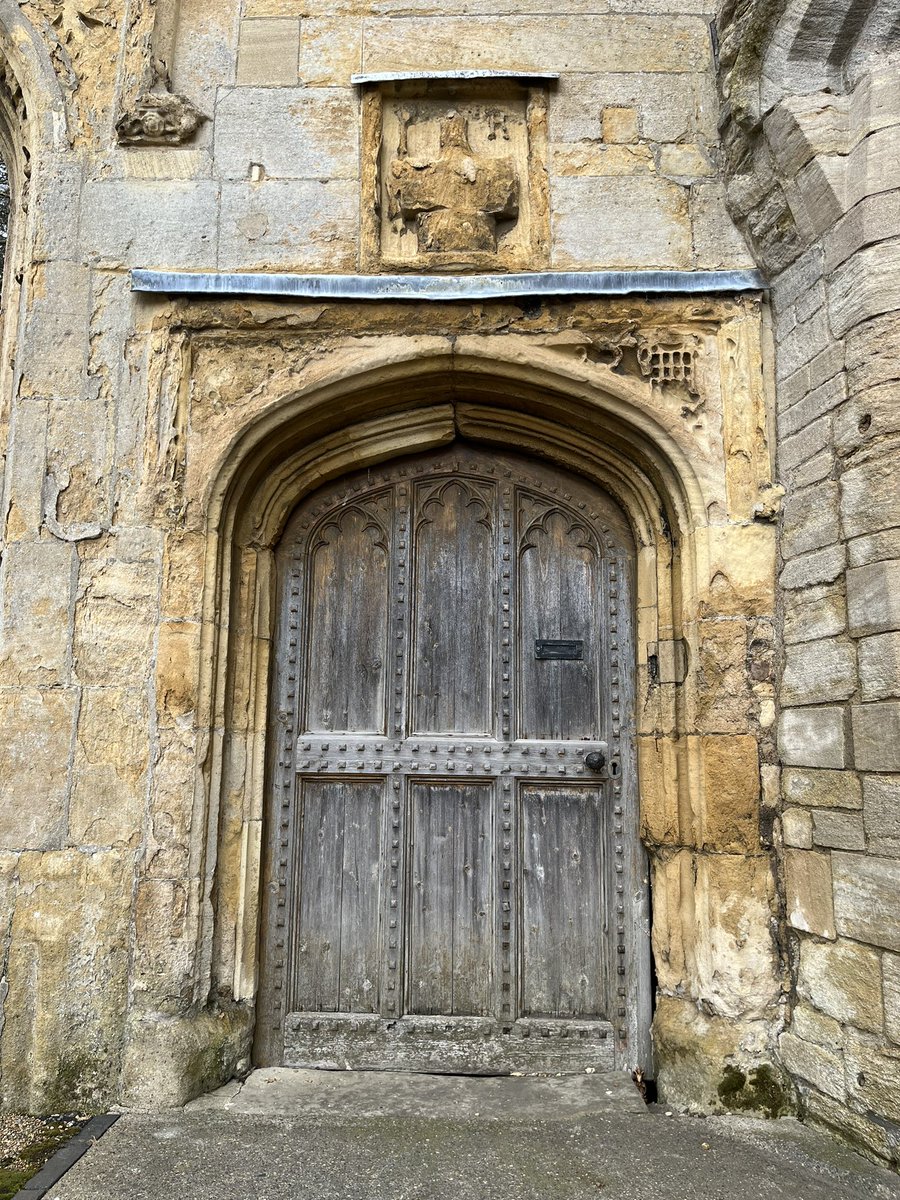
126;325;784;1111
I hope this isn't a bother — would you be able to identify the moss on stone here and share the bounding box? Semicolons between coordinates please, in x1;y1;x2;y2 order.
718;1064;793;1118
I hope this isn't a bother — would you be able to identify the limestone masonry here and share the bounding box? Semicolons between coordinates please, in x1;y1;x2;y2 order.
0;0;895;1171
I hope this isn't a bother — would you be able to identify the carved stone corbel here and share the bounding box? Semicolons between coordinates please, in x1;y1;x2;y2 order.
116;58;207;145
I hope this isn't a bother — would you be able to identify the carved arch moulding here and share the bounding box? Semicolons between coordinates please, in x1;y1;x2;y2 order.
123;300;783;1106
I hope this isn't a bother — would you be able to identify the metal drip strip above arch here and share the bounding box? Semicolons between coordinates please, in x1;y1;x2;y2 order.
131;268;766;303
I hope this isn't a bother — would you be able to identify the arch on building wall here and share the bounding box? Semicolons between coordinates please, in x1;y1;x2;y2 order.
183;339;767;1086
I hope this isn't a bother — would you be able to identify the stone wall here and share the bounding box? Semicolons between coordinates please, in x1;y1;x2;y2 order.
0;0;805;1120
718;0;900;1166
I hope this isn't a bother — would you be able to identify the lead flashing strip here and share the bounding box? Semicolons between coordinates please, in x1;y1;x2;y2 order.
131;269;766;302
351;70;561;84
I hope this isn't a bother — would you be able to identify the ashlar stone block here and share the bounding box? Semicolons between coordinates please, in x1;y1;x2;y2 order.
361;15;713;75
780;481;840;560
841;449;900;542
833;851;900;951
885;953;900;1044
799;937;883;1032
0;691;77;851
847;559;900;636
778;1030;845;1101
843;1028;900;1125
783;767;862;810
215;87;358;181
551;175;691;269
783;584;846;645
858;632;900;701
782;637;857;707
811;809;865;851
699;735;760;853
782;807;813;849
779;706;848;769
68;688;150;848
0;540;75;686
236;18;299;86
863;774;900;856
852;702;900;772
784;849;836;939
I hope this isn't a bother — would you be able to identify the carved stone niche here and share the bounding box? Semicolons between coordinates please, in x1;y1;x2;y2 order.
361;79;550;273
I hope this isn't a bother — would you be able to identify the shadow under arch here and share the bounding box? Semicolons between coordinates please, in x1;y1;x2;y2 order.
192;344;715;1079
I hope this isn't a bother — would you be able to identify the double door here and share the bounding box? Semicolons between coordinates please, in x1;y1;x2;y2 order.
258;445;650;1072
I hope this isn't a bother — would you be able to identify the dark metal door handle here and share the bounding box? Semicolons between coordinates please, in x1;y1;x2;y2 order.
584;751;607;773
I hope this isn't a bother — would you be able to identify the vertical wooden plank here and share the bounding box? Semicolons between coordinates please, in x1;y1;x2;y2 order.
408;782;493;1016
521;785;609;1018
291;779;384;1013
517;492;600;740
411;478;495;735
304;499;390;733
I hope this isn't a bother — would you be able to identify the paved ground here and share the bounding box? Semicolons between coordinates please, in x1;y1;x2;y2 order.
47;1069;900;1200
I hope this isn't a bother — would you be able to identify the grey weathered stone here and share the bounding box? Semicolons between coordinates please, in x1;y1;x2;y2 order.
828;237;900;338
783;768;862;810
218;180;358;271
848;528;900;570
852;702;900;772
798;936;883;1032
833;851;900;951
782;808;813;849
858;632;900;702
778;1031;845;1101
811;810;865;851
214;87;359;181
826;189;900;272
779;706;849;769
847;559;900;636
834;382;900;459
782;638;857;706
884;953;900;1045
80;180;220;269
780;482;840;560
780;544;846;591
783;585;846;645
863;774;900;856
784;849;836;939
841;449;900;541
550;176;692;269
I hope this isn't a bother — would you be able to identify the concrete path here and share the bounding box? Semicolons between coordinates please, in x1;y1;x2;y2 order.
47;1068;900;1200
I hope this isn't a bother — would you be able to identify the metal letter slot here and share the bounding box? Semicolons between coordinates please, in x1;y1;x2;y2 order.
534;639;584;660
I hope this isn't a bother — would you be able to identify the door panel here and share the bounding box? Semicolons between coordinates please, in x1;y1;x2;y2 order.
412;479;495;735
291;779;385;1014
518;496;600;741
521;785;609;1019
304;501;390;734
408;782;493;1016
259;445;650;1074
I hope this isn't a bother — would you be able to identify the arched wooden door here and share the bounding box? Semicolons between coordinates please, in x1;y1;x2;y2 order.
257;444;651;1073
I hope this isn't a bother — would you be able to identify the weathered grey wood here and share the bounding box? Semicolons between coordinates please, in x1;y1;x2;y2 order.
408;783;493;1016
518;495;600;741
412;479;495;735
304;501;390;733
291;780;384;1013
261;446;651;1075
521;786;608;1018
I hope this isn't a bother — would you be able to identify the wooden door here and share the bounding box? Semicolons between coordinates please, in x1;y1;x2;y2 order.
257;445;650;1073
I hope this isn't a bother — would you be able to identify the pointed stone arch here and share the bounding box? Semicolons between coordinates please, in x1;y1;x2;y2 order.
118;334;783;1108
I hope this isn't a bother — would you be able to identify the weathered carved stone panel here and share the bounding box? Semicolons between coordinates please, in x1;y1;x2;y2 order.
362;81;549;272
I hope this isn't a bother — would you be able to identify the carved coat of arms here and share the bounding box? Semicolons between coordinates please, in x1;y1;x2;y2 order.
388;112;520;255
